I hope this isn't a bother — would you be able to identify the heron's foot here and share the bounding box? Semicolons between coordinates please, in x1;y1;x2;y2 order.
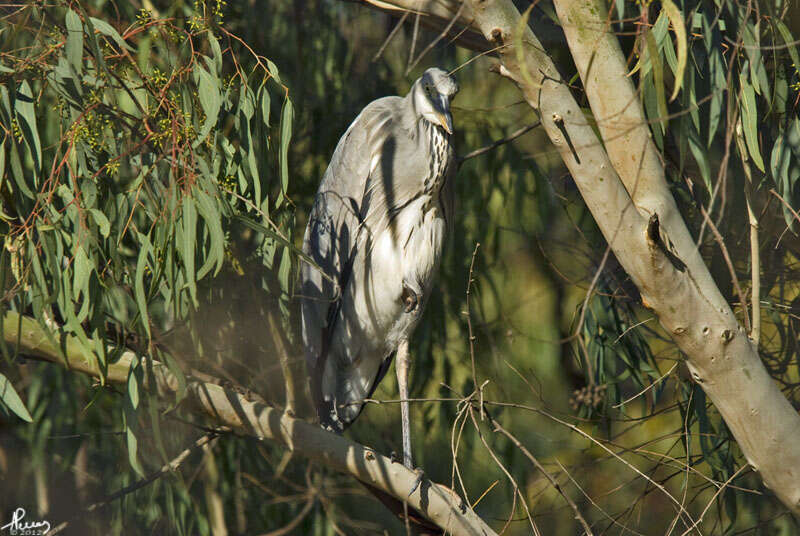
408;467;425;497
401;284;419;313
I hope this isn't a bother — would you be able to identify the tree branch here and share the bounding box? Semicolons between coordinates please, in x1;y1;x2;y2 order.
2;311;498;536
458;0;800;513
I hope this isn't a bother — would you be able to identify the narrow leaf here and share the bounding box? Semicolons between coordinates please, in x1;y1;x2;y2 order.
194;64;221;147
278;97;293;199
0;373;33;422
740;72;765;172
15;81;42;178
661;0;687;101
134;233;153;338
88;208;110;237
65;9;83;75
89;17;134;51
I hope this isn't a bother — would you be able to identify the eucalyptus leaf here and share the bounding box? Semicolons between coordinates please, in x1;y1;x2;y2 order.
89;17;134;51
65;9;83;75
740;72;765;172
0;373;33;422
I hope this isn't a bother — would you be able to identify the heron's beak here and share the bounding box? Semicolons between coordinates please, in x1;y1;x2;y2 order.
436;95;453;134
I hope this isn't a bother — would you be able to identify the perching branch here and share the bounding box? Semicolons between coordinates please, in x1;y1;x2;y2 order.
2;311;498;536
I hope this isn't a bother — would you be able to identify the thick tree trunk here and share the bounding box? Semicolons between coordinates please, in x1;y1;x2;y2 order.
460;0;800;514
2;311;497;536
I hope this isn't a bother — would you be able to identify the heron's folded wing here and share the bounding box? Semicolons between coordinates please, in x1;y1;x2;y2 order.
300;98;409;408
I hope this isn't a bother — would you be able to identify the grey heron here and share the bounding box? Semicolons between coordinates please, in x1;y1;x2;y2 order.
300;67;458;469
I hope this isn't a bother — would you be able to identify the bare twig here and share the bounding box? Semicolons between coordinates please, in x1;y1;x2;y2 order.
50;432;221;535
487;413;594;535
612;363;677;409
745;185;760;344
678;465;749;536
458;121;541;164
407;10;421;73
372;11;409;62
406;1;466;72
465;243;481;417
698;202;751;334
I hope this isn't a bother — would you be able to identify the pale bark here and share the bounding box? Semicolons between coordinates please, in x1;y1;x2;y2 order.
2;311;497;536
461;0;800;514
353;0;800;515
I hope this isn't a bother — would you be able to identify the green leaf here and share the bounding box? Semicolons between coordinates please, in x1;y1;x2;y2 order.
89;17;134;51
278;97;293;200
259;84;271;129
194;64;221;147
740;72;765;172
208;31;223;76
15;81;42;178
127;363;140;410
65;9;83;75
125;418;145;477
775;19;800;71
232;214;336;285
707;49;725;147
688;127;711;192
661;0;686;101
645;30;668;126
135;233;153;338
771;130;796;229
0;373;33;422
162;351;187;406
181;196;198;306
194;190;225;278
74;246;91;299
88;208;110;237
266;59;282;85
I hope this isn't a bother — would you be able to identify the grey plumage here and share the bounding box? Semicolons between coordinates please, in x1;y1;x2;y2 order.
301;68;458;435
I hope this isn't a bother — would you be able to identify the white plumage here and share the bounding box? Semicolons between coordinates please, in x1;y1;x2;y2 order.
300;68;459;437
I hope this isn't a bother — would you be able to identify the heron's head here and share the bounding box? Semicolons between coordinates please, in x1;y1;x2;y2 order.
412;68;459;135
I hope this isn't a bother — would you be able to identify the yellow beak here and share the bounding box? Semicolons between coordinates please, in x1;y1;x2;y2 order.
437;112;454;135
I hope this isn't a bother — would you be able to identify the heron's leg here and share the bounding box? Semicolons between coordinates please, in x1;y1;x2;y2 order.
396;339;413;469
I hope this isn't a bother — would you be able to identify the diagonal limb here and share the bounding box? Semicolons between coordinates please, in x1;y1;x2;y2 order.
396;339;413;469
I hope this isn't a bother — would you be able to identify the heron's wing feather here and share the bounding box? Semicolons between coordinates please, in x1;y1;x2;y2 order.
301;98;412;429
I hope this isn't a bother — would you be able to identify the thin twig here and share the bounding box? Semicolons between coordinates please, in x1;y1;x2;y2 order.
458;121;541;164
678;465;749;536
745;185;760;343
735;116;760;343
372;12;409;62
698;203;751;334
769;188;800;225
488;414;594;535
406;1;466;72
50;432;221;535
407;10;420;73
465;243;481;418
468;405;540;536
612;363;677;409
